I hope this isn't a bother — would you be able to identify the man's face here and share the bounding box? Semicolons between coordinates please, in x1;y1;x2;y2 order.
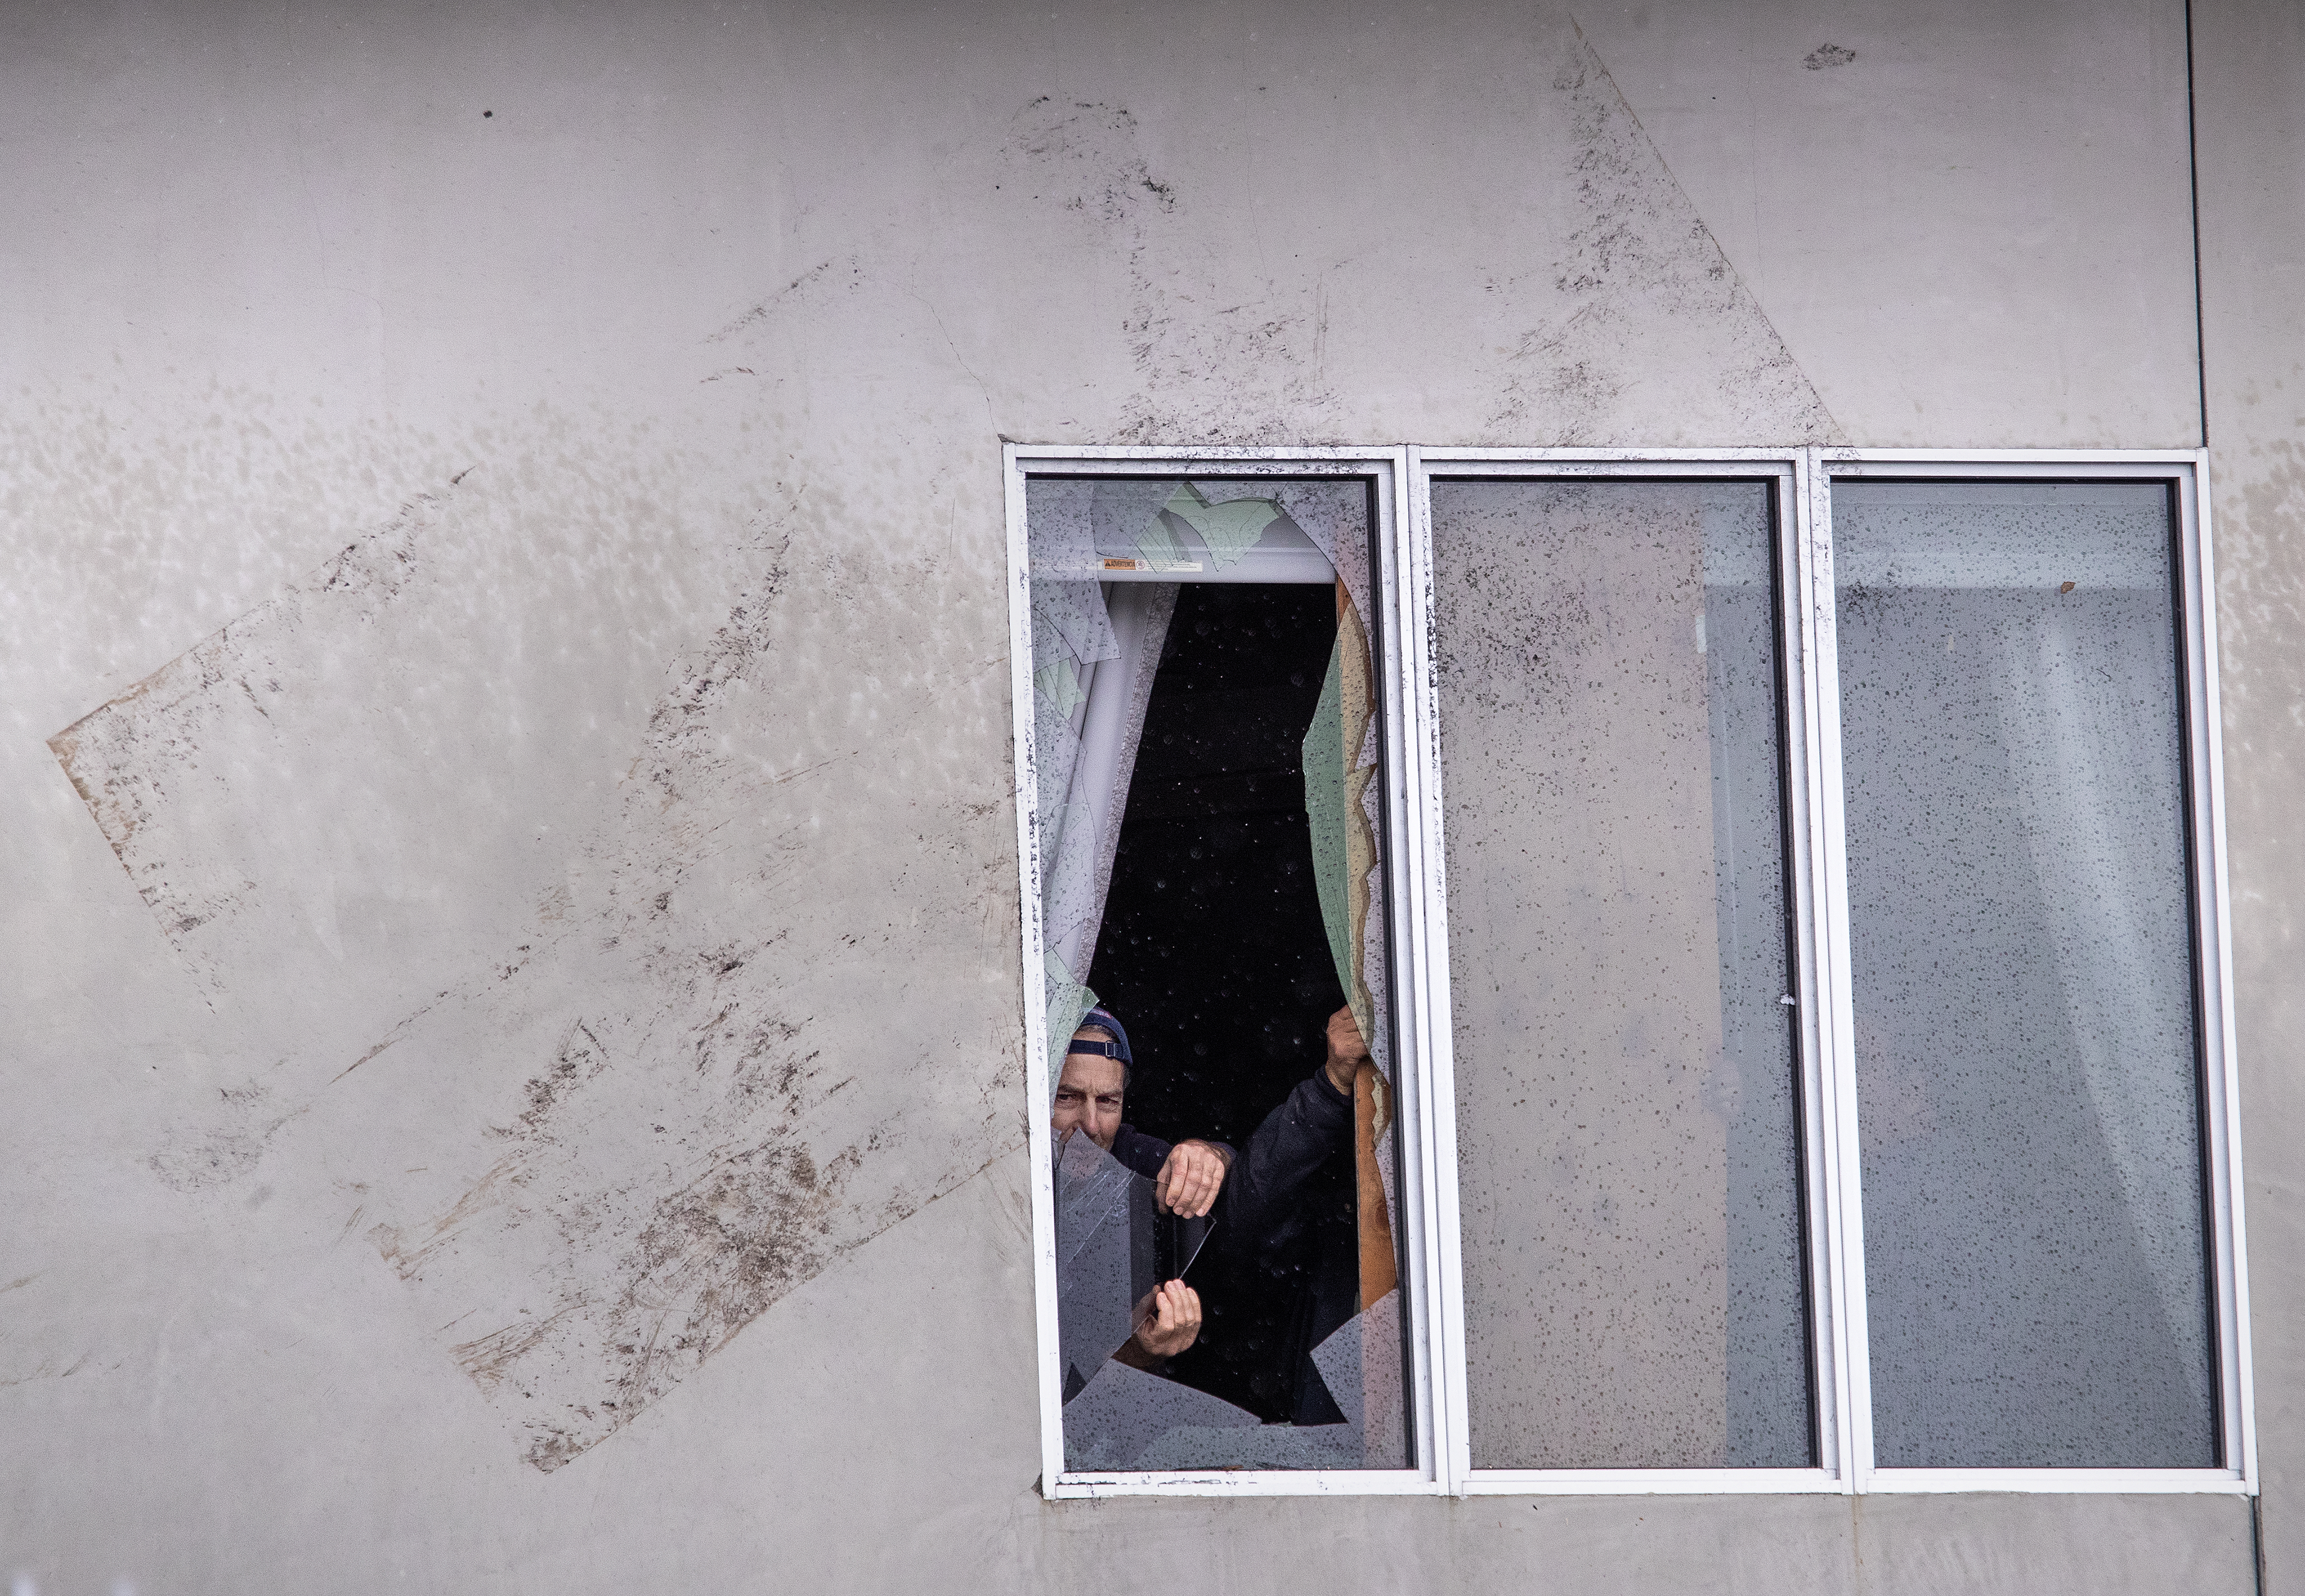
1053;1048;1126;1152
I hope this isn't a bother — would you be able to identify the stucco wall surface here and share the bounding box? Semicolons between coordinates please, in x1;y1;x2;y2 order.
2196;0;2305;1591
0;0;2286;1591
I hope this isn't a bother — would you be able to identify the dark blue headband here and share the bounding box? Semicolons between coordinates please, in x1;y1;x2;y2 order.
1069;1005;1132;1064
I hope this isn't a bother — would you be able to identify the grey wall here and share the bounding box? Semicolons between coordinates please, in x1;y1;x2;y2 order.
0;0;2292;1590
2196;0;2305;1589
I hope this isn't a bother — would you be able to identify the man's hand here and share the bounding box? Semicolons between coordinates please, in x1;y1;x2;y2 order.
1154;1138;1231;1217
1126;1279;1203;1361
1322;1005;1371;1095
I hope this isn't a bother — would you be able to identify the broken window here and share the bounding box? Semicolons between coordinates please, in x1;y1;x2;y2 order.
1024;475;1410;1474
1013;449;2250;1496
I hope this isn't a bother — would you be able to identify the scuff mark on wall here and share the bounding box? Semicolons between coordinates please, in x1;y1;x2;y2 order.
997;95;1341;445
330;516;1024;1468
976;9;1841;449
0;1350;94;1390
385;1125;857;1470
42;431;790;1042
1491;31;1843;443
145;1077;306;1194
706;256;865;344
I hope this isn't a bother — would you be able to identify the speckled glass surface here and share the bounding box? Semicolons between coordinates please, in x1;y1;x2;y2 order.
1834;480;2217;1469
1431;480;1812;1469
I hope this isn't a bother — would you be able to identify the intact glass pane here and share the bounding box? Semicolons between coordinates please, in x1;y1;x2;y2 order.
1834;480;2217;1469
1432;479;1813;1470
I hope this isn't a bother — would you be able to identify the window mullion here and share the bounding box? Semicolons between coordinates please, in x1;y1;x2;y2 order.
1797;448;1875;1491
1379;448;1454;1491
2185;456;2257;1487
1006;443;1075;1497
1396;447;1474;1496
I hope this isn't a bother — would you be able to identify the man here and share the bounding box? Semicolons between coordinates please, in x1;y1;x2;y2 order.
1051;1005;1230;1373
1051;1006;1231;1219
1114;1279;1202;1369
1176;1004;1370;1425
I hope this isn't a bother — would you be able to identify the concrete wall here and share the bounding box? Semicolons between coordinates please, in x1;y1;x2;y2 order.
0;0;2292;1589
2196;1;2305;1589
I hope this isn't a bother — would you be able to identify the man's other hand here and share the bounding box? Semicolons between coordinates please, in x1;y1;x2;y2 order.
1129;1279;1203;1361
1322;1005;1371;1094
1154;1138;1230;1217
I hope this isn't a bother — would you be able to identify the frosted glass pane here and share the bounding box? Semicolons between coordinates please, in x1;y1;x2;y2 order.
1834;480;2217;1469
1432;479;1812;1470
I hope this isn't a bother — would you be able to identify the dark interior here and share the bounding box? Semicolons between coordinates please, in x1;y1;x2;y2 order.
1089;579;1358;1422
1089;581;1347;1151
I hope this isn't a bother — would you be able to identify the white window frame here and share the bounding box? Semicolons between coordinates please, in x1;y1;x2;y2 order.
1004;443;2254;1501
1007;446;1443;1499
1810;448;2255;1497
1412;448;1849;1497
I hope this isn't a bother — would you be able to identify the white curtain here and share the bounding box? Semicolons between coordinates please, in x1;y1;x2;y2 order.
1996;598;2205;1356
1027;479;1182;1094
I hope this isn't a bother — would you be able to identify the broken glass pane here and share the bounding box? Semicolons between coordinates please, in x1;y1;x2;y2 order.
1027;476;1410;1473
1054;1128;1143;1402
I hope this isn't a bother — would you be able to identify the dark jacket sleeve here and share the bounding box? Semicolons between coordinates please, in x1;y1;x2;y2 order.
1108;1123;1172;1181
1225;1071;1354;1262
1109;1125;1239;1183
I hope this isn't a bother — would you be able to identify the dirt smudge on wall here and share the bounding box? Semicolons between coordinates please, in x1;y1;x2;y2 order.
1488;30;1842;443
340;515;1022;1467
145;1077;305;1194
975;7;1839;449
996;94;1342;445
48;434;1024;1471
396;1131;854;1470
50;507;432;981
